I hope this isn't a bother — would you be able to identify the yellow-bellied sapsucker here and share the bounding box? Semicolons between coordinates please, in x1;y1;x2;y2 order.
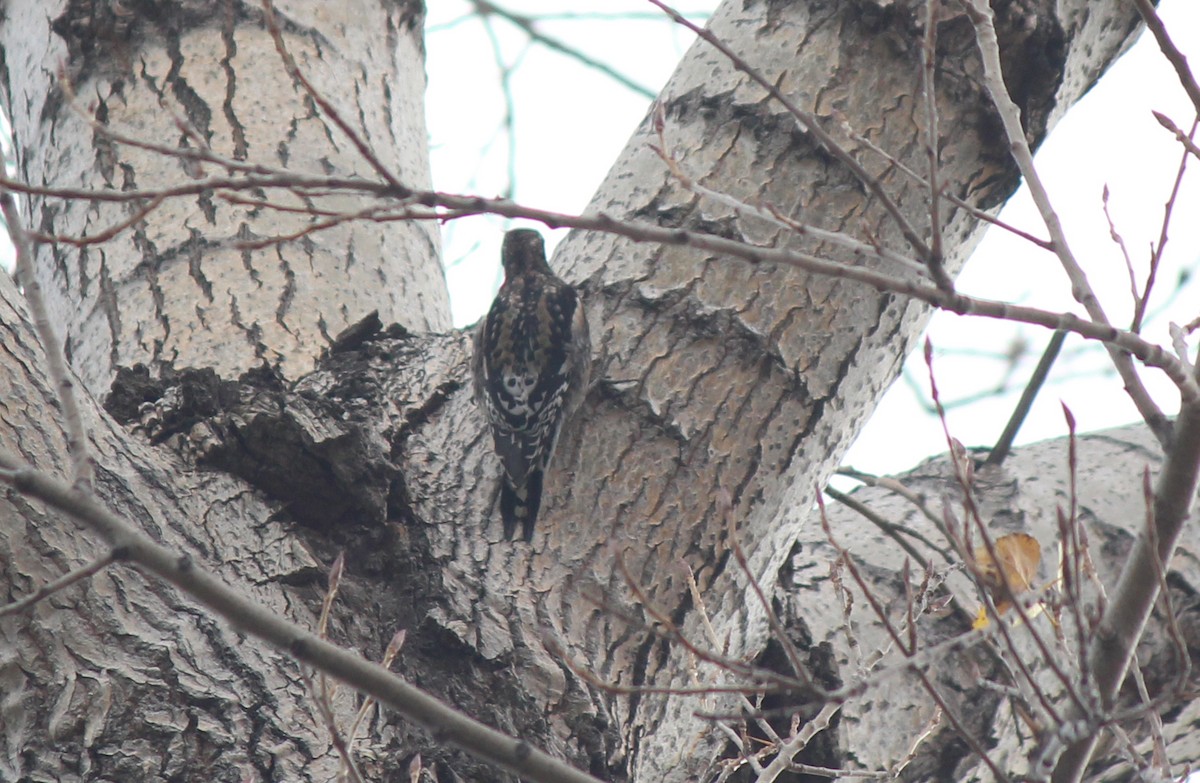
472;228;591;542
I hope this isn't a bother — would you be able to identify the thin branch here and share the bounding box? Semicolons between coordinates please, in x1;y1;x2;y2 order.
1;192;94;489
959;0;1171;447
260;0;405;192
0;550;120;617
646;0;934;263
1137;117;1197;333
470;0;657;99
890;706;942;778
1101;187;1139;325
0;454;604;783
926;342;1075;725
1051;397;1200;782
823;485;956;572
568;582;812;694
0;172;401;203
1154;111;1200;161
753;703;842;783
650;112;929;279
722;490;812;686
1132;0;1200;118
984;329;1066;467
1057;408;1092;695
920;0;950;290
834;469;955;543
1138;467;1192;703
301;665;366;783
347;629;407;755
831;110;1054;250
28;194;167;247
478;10;520;200
4;182;1196;402
679;558;790;754
611;553;816;692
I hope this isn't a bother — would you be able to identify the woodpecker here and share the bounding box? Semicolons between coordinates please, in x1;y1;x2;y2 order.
472;228;591;541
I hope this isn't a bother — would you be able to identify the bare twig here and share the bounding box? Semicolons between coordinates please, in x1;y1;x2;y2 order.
470;0;657;99
650;109;930;279
831;110;1054;250
721;490;812;686
834;469;955;543
984;330;1066;467
0;453;604;783
1056;407;1092;694
1051;395;1200;782
890;706;942;778
920;0;950;290
1154;111;1200;161
564;570;813;695
306;556;411;782
3;171;1196;403
0;172;401;204
824;485;952;568
678;556;792;766
300;664;366;783
0;550;120;617
646;0;934;263
478;10;520;200
1132;0;1200;117
1138;468;1192;701
926;342;1074;725
260;0;405;192
1;192;94;489
959;0;1172;447
1101;187;1139;326
1137;117;1197;333
753;703;842;783
347;629;407;754
28;194;168;247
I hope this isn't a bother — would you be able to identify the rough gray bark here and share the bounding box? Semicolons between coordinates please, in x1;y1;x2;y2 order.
0;0;1181;781
544;1;1149;778
804;423;1200;780
4;0;445;396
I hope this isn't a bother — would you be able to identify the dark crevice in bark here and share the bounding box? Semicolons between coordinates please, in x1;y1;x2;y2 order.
101;319;616;779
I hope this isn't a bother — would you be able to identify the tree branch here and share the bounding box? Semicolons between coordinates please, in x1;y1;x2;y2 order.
0;451;603;783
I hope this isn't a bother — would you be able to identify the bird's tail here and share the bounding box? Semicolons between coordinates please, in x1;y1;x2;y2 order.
500;470;544;542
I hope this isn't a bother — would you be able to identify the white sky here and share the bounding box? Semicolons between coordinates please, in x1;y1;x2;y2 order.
426;0;1200;477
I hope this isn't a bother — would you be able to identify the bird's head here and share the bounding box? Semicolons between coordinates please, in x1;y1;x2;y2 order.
501;228;552;277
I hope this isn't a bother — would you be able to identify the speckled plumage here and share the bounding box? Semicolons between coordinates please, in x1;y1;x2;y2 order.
472;229;591;541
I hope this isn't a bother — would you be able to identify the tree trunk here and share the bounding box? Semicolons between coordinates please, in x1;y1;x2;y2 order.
0;0;1174;781
5;0;446;396
811;422;1200;779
